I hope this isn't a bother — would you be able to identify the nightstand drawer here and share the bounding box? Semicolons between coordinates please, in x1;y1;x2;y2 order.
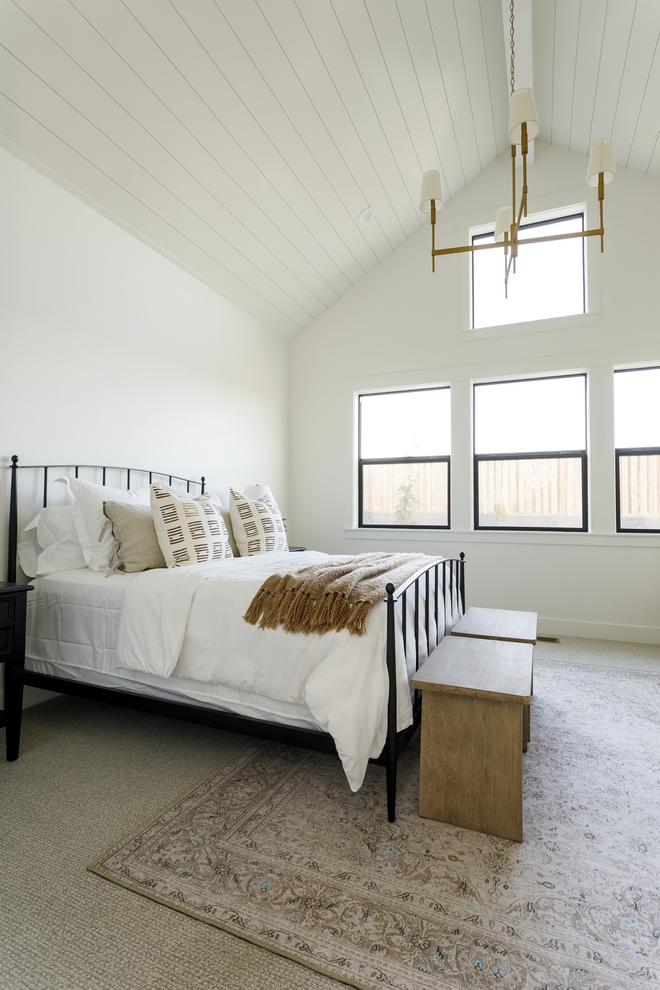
0;626;13;656
0;597;15;624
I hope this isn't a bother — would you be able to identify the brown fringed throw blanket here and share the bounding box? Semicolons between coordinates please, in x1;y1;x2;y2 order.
243;552;436;636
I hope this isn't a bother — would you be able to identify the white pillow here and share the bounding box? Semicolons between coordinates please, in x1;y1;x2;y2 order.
229;488;288;556
17;505;87;578
150;485;233;567
56;477;150;571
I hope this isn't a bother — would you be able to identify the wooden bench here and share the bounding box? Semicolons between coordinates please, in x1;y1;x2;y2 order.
412;635;533;842
451;606;537;750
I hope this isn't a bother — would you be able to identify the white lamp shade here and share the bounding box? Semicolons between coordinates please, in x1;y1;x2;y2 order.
587;139;616;186
419;170;445;213
242;484;273;501
494;205;513;243
508;87;540;144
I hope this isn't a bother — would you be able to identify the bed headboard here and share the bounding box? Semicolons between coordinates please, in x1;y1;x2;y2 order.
6;455;205;583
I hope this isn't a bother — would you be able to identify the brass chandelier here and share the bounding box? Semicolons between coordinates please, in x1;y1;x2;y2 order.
420;0;616;293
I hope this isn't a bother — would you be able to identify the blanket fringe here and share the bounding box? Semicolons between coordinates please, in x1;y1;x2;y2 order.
243;552;436;637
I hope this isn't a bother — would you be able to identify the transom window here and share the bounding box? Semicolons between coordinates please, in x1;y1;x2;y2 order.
471;212;586;330
614;367;660;532
358;388;450;529
474;374;587;531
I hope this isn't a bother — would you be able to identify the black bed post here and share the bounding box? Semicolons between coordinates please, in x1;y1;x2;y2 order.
459;552;466;613
385;581;397;823
7;456;18;583
201;476;206;494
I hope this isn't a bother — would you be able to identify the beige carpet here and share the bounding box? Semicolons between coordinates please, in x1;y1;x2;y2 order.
87;654;660;990
0;697;340;990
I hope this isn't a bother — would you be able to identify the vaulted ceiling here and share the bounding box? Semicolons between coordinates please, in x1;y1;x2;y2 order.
1;1;659;336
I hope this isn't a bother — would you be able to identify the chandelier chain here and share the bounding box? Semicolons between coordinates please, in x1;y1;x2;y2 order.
509;0;515;95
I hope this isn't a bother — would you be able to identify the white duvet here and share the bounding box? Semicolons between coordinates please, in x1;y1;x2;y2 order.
116;551;440;792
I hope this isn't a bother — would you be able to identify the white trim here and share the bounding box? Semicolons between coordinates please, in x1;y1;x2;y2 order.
537;618;660;646
460;312;599;341
343;527;660;549
456;187;601;335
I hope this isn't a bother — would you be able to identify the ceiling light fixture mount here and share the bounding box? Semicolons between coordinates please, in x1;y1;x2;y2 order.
357;207;374;226
420;0;615;294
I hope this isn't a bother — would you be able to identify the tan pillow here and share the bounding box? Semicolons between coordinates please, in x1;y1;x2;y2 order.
150;486;233;567
103;502;166;573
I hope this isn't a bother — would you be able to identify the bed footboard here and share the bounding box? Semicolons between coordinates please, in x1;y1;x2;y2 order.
382;554;466;822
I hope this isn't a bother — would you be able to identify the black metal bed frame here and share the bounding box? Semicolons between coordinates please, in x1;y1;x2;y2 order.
6;456;465;822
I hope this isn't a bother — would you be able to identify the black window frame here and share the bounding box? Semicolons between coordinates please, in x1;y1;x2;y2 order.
358;386;451;530
473;373;588;533
471;211;586;330
614;366;660;533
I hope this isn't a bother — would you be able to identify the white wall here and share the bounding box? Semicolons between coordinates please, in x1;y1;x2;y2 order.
0;146;289;704
290;141;660;644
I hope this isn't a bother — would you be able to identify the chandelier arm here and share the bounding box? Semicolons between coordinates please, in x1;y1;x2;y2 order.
521;122;528;217
431;198;437;272
430;225;605;260
505;193;526;283
598;172;604;253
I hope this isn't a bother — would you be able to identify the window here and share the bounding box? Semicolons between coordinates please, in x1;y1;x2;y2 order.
471;212;586;329
474;374;587;531
358;388;450;528
615;367;660;532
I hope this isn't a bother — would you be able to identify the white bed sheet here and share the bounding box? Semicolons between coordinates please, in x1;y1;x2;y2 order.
25;568;323;731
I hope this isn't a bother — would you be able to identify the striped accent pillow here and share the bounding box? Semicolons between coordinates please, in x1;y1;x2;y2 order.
229;488;288;556
150;486;233;567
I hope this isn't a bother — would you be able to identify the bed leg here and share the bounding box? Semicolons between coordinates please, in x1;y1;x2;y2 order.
386;748;397;823
386;583;397;823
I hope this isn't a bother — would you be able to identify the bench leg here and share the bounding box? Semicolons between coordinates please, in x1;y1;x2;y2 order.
418;691;523;842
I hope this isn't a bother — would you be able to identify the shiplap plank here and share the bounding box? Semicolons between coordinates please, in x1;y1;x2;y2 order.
647;131;660;178
0;48;316;328
122;0;376;278
0;93;302;334
533;0;555;141
611;0;660;164
627;40;660;173
219;0;403;255
346;0;439;224
165;0;375;294
389;0;464;201
426;0;482;187
3;7;329;320
174;0;395;262
587;2;637;152
267;0;416;246
480;0;509;158
568;0;608;155
453;0;499;169
551;0;581;148
71;0;367;291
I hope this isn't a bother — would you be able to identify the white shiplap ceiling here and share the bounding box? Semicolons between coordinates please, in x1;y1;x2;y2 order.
1;1;659;336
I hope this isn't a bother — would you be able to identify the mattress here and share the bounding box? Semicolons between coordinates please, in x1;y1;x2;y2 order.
25;568;325;731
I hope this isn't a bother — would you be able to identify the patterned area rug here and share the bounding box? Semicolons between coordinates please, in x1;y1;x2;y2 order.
89;658;660;990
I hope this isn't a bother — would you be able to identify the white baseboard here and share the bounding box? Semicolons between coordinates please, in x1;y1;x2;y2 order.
538;618;660;645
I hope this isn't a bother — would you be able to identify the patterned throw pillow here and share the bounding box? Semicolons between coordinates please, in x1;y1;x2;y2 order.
229;488;288;556
150;486;233;567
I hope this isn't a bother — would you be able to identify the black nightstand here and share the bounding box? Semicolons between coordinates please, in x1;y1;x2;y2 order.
0;582;33;761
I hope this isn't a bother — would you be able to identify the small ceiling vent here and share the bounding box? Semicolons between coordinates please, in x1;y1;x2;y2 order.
537;635;560;644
